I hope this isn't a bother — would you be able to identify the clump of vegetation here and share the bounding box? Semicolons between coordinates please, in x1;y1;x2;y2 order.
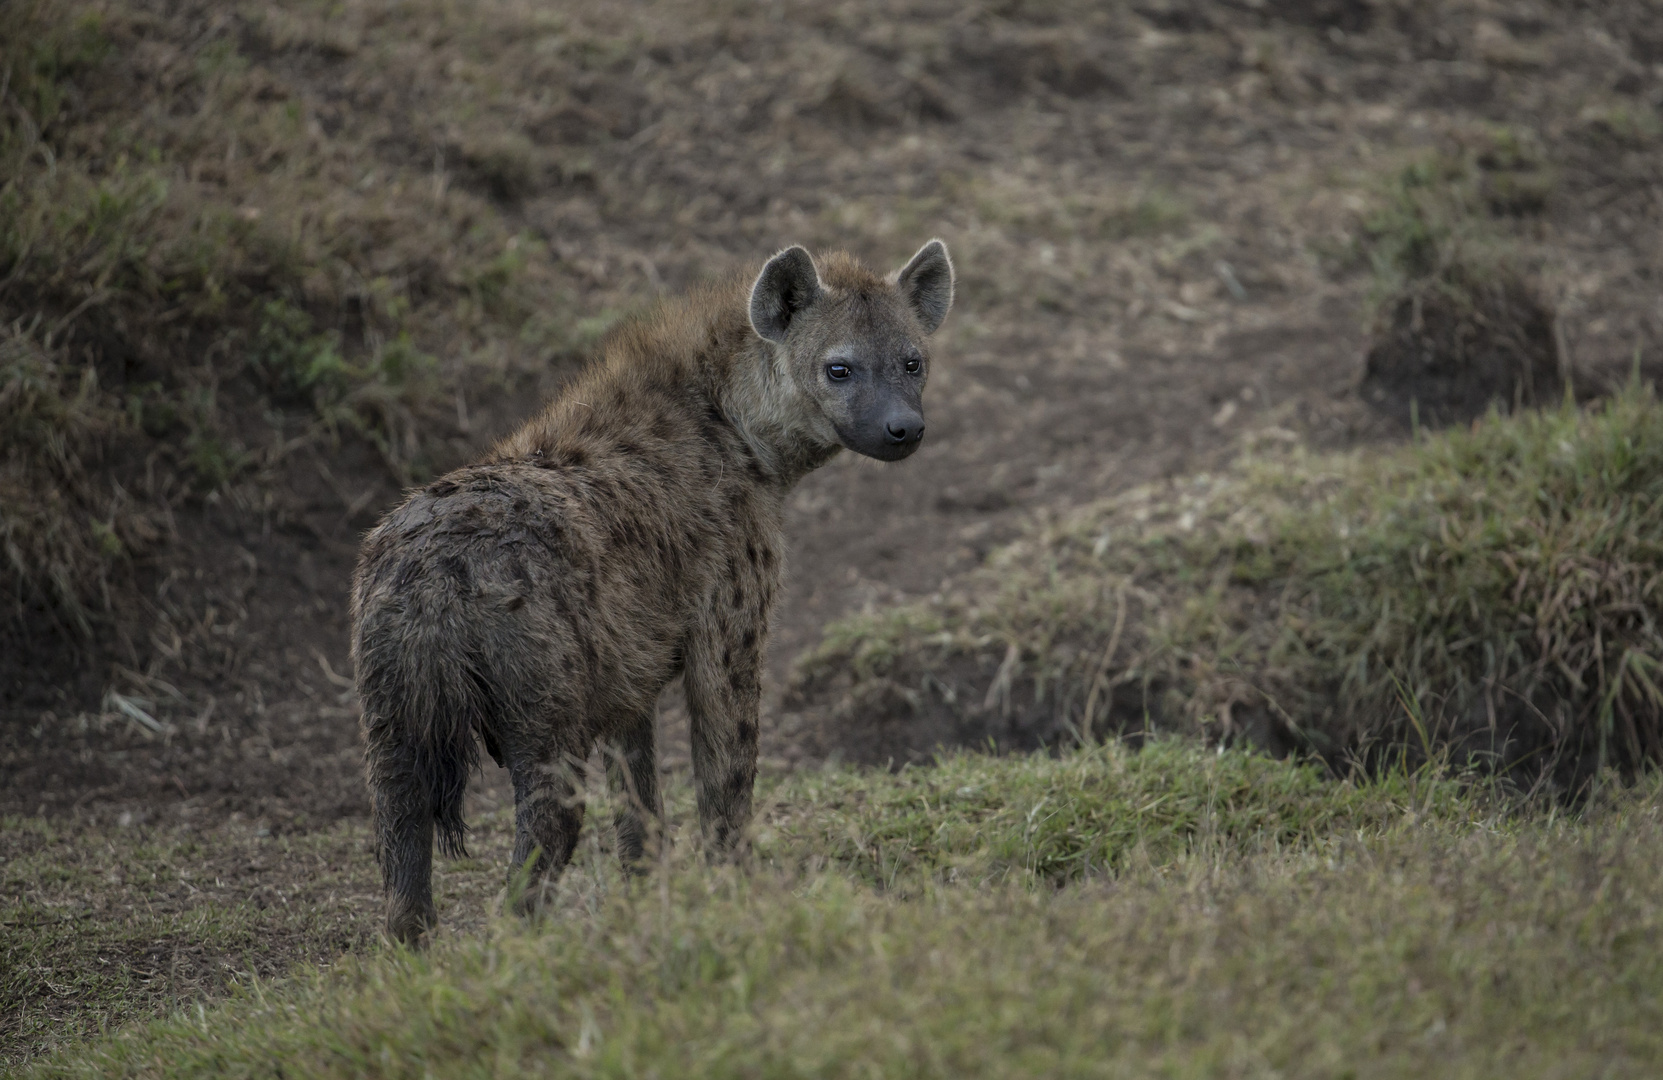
790;384;1663;790
1576;101;1663;149
0;0;567;647
18;758;1663;1078
1359;133;1562;428
757;738;1465;889
0;326;132;630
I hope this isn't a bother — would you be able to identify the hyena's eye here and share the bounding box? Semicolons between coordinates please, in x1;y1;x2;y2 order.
904;355;922;374
827;363;851;380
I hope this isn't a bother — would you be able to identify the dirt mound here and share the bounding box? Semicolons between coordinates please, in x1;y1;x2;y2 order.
783;387;1663;793
1362;273;1563;428
779;650;1162;769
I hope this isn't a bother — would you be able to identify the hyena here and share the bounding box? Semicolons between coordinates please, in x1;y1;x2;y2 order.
351;240;954;943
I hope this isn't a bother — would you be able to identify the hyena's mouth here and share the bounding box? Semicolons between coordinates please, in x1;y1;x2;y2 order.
839;424;925;462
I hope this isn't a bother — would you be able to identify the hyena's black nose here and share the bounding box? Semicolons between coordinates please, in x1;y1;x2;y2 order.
885;411;924;444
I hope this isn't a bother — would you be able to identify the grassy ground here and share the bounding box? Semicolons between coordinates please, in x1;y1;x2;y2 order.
2;0;579;633
0;738;1461;1064
11;742;1663;1077
789;383;1663;785
0;817;382;1057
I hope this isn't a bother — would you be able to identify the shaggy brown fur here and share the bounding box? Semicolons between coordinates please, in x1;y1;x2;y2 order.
351;241;953;943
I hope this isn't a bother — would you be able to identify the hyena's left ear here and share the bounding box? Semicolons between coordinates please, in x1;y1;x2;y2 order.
893;239;954;334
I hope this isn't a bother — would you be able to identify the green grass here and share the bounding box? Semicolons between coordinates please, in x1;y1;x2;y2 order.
0;326;128;631
0;0;578;629
1352;134;1562;429
1576;102;1663;150
0;741;1462;1065
15;746;1663;1078
792;384;1663;786
756;738;1466;890
1360;128;1553;303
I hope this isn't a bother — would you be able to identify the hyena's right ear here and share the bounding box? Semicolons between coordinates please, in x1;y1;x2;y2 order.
749;246;824;344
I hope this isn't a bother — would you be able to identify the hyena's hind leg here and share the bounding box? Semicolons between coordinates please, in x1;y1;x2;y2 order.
604;705;663;870
364;727;436;946
506;739;589;916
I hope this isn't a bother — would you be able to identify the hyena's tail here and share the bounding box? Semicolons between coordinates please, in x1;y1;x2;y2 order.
357;626;489;860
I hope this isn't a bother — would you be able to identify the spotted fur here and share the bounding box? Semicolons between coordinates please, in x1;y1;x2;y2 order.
351;241;954;943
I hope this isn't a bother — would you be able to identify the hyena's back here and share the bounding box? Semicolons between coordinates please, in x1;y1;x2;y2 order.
352;460;699;860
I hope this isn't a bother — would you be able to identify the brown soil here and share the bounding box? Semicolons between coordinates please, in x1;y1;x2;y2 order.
6;0;1663;828
1362;272;1564;429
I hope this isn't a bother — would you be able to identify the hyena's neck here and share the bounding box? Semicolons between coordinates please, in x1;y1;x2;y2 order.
713;336;840;487
491;283;839;487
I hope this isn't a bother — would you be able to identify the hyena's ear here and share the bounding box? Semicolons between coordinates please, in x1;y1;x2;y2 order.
893;238;954;334
749;245;824;344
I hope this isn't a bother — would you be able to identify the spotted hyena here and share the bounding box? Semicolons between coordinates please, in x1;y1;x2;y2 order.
351;240;954;943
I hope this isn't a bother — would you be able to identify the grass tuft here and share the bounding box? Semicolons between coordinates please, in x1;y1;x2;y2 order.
2;741;1463;1064
1359;141;1561;426
0;323;131;629
758;738;1468;889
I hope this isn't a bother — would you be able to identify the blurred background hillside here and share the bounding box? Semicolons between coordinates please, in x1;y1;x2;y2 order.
4;0;1662;821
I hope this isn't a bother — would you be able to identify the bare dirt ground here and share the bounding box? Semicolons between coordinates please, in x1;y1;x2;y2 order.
4;0;1663;1055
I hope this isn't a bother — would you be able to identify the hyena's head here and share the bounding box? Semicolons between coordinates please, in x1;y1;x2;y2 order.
748;239;954;462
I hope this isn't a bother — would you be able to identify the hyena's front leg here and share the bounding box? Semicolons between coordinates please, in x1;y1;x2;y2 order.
684;618;763;855
604;705;662;869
